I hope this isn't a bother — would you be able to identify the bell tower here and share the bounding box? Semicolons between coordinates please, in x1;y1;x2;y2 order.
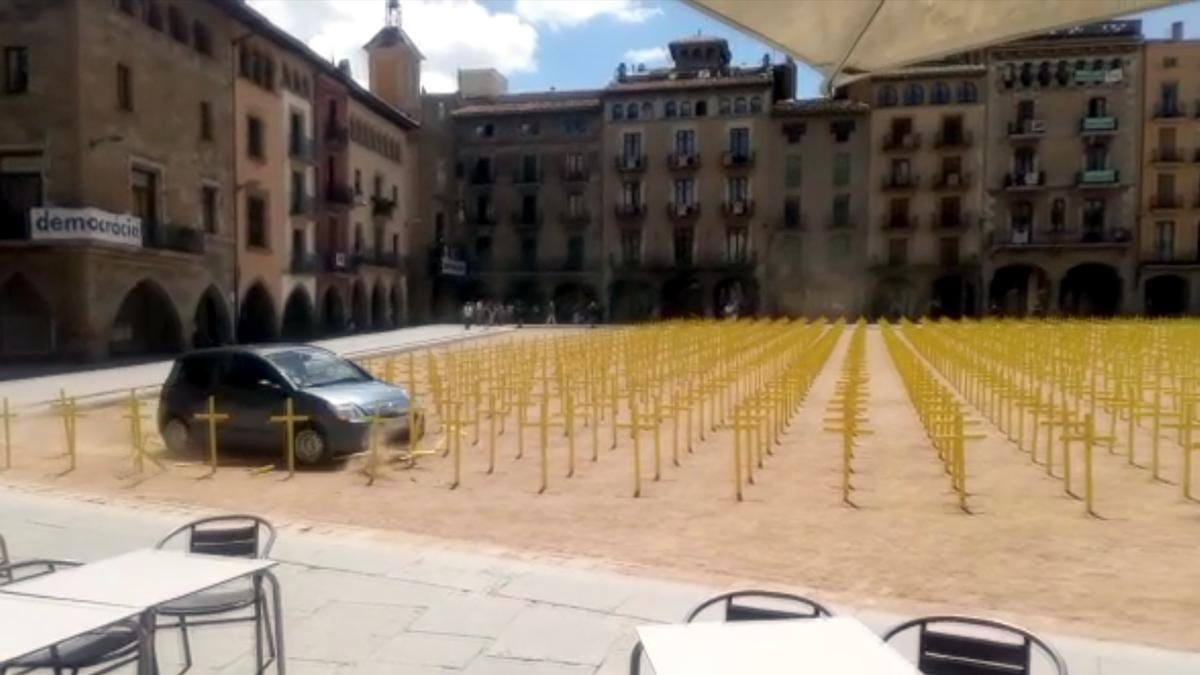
365;0;423;116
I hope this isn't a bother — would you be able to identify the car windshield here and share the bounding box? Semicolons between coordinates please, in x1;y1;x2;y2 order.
266;349;370;388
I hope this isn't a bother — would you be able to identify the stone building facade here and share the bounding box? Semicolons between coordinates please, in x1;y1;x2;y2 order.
1139;23;1200;315
0;0;236;360
0;0;421;361
983;21;1143;316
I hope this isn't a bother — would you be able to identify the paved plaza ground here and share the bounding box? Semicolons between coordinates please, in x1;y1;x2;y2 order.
2;324;1199;672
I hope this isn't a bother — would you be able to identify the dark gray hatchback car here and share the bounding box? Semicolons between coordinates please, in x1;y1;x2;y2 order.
158;345;413;465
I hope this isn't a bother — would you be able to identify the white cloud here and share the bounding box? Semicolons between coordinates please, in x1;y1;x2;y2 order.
247;0;539;94
514;0;662;29
622;46;669;65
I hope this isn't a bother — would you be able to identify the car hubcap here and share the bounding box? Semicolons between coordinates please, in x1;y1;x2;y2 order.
295;430;324;464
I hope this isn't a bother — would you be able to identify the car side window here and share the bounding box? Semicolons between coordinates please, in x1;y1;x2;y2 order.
178;357;215;389
220;354;283;390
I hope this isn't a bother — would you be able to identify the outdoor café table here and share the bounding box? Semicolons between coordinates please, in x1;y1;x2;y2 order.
0;593;147;668
0;548;285;673
636;616;920;675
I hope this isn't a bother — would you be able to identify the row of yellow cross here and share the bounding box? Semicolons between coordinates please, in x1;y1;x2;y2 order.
823;321;868;507
361;320;841;497
902;319;1200;517
882;322;982;514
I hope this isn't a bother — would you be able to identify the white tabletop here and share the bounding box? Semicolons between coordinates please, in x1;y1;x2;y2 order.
636;617;920;675
0;594;140;664
2;549;276;609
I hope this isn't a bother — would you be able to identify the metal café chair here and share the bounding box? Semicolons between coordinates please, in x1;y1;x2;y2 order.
883;615;1069;675
630;590;834;674
0;559;143;675
154;515;277;674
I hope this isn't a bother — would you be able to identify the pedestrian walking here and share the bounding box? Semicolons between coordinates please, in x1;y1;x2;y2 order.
463;301;474;330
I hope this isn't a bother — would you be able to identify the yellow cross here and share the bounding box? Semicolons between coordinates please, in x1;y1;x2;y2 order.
193;395;229;477
268;398;310;479
0;397;15;471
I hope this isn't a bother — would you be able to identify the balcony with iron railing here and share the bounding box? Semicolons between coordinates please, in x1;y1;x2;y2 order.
932;171;971;190
881;213;919;231
371;195;396;219
988;225;1132;248
289;252;318;274
666;202;700;222
1077;168;1119;187
143;222;205;254
1002;171;1046;190
881;173;920;190
780;210;806;231
1007;119;1046;139
559;210;591;227
1154;101;1185;120
562;164;589;182
721;150;755;168
1150;194;1184;211
722;199;754;219
288;135;314;162
466;210;498;227
511;211;543;229
355;249;405;269
613;202;645;220
934;129;973;149
668;152;700;171
1152;147;1186;165
469;166;495;185
614;154;646;172
324;251;360;273
325;183;355;207
512;168;544;185
882;131;921;151
289;193;314;217
828;214;854;230
1079;115;1118;134
324;123;349;145
933;209;973;231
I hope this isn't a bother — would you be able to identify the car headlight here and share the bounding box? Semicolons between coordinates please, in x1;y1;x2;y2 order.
332;404;368;422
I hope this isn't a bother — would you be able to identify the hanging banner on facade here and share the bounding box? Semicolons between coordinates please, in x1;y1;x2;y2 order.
29;207;143;248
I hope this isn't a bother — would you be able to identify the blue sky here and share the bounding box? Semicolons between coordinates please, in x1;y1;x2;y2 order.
249;0;1200;99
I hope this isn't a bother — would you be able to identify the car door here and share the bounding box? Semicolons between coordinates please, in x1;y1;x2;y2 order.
214;353;291;451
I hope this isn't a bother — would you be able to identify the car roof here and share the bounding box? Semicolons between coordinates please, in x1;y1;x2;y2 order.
179;344;337;361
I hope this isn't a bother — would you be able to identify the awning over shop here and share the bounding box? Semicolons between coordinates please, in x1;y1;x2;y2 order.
686;0;1174;88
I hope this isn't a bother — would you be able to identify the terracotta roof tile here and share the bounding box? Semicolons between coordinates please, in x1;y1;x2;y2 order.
451;91;603;117
607;73;772;92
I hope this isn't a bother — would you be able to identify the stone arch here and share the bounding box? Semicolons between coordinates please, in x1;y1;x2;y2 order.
390;285;404;327
0;273;55;356
322;286;347;335
1060;263;1122;317
713;276;759;318
988;264;1051;316
111;278;184;356
930;274;976;319
351;279;369;332
237;281;278;344
371;281;389;329
192;285;232;349
281;286;316;341
1144;274;1189;317
552;282;598;323
505;279;545;323
608;280;655;322
661;276;704;318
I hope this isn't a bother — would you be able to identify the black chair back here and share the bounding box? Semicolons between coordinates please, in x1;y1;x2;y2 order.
157;515;276;559
686;590;834;623
885;615;1067;675
920;626;1032;674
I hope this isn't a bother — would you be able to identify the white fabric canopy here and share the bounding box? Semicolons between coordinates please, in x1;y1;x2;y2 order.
686;0;1173;88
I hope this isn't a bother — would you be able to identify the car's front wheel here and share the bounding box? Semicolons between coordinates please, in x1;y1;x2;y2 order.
162;418;192;455
294;428;329;466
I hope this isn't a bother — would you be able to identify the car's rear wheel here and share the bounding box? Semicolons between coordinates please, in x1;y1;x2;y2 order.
162;418;191;455
294;428;329;466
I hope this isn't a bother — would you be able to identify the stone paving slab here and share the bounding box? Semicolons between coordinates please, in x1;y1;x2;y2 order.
487;606;627;667
1;485;1198;675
